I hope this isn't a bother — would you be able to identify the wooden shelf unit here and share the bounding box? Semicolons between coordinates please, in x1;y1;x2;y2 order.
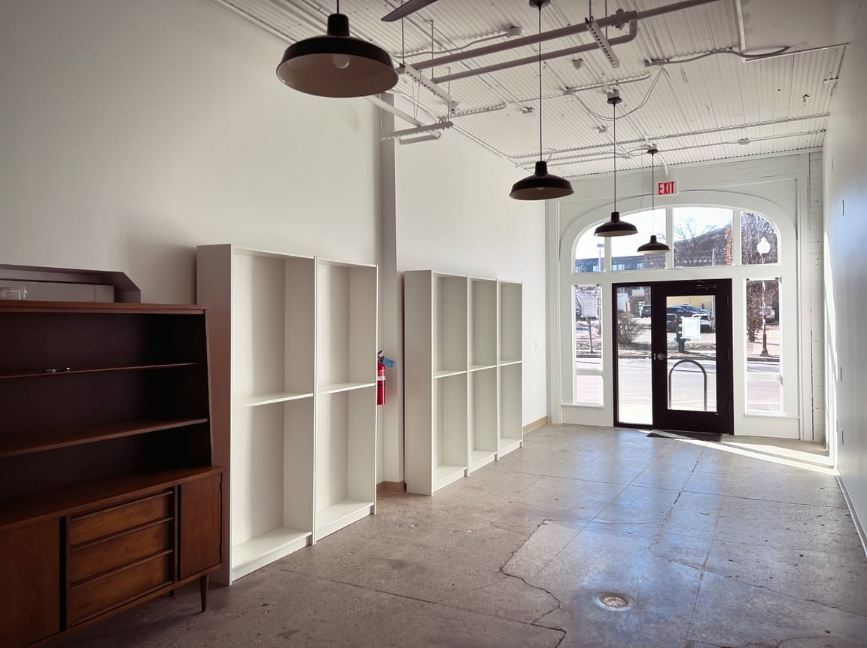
197;246;378;584
404;273;523;495
0;301;223;648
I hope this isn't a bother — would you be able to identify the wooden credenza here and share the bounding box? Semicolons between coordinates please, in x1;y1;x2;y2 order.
0;301;224;648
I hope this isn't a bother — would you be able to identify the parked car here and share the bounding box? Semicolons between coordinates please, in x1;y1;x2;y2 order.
640;305;652;318
666;306;714;333
666;313;677;332
673;304;713;318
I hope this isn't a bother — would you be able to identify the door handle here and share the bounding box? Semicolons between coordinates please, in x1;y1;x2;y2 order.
654;352;667;361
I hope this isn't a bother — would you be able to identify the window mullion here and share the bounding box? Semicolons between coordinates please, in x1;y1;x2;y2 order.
733;210;743;266
665;207;673;269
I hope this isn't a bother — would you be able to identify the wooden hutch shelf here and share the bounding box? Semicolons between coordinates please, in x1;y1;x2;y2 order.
0;417;209;459
0;300;224;648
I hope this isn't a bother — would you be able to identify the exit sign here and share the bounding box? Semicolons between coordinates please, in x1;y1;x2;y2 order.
656;180;678;196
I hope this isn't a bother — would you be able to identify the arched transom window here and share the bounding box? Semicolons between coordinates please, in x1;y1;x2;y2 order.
575;208;780;273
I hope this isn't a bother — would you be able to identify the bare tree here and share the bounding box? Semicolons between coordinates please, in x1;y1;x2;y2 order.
617;312;642;346
741;212;778;264
673;216;731;267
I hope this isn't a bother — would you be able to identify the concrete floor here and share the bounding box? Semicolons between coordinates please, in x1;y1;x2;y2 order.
57;426;867;648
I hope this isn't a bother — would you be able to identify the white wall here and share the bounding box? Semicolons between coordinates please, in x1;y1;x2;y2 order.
0;0;550;488
823;2;867;540
395;129;548;429
0;0;380;304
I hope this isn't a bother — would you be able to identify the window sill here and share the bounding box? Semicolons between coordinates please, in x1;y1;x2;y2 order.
743;411;797;419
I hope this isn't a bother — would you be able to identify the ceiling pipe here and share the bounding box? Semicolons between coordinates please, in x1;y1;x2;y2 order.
399;133;443;144
368;95;425;127
380;121;454;141
410;0;722;72
433;21;638;84
510;113;830;160
535;130;827;169
734;0;747;53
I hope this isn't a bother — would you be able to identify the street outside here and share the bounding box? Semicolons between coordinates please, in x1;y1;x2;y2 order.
575;316;781;419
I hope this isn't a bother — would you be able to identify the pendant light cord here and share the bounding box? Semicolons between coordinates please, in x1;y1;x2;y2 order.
538;5;543;162
612;100;617;211
651;151;654;212
336;0;340;14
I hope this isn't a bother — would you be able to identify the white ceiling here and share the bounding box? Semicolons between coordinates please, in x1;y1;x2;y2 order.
213;0;863;176
740;0;859;50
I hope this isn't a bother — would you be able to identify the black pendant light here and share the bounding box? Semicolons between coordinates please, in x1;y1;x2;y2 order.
276;1;398;98
510;0;573;201
637;147;671;254
594;93;637;237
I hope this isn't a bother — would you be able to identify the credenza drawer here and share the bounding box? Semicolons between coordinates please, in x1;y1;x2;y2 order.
68;552;172;625
70;491;173;546
69;520;173;583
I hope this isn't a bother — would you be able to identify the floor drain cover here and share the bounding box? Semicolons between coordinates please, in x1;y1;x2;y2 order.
594;593;634;610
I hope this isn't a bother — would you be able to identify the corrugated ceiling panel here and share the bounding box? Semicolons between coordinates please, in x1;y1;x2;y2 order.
212;0;844;175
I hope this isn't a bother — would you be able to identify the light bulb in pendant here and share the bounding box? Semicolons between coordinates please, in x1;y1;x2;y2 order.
332;53;351;69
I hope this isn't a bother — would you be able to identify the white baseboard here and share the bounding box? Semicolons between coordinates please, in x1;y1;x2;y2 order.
838;475;867;558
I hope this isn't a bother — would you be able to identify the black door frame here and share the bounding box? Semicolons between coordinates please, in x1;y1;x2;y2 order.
612;280;734;435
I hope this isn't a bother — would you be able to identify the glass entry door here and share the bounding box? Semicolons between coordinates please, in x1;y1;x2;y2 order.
613;280;734;435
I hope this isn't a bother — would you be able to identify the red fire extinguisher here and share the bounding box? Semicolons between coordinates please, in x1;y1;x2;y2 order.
377;352;394;406
377;357;386;405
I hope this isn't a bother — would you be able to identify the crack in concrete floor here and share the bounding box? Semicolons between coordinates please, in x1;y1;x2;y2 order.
48;426;867;648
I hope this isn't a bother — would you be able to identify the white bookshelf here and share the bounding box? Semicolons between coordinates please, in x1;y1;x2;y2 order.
499;281;522;364
470;278;497;371
405;271;522;494
467;278;498;471
468;367;497;472
230;398;313;579
197;245;377;584
498;281;523;458
314;259;377;540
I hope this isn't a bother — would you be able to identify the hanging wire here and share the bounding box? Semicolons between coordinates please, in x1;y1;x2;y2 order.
612;99;617;210
646;46;790;66
430;19;435;67
336;0;340;14
538;4;543;161
604;0;608;38
574;65;667;122
649;149;656;239
638;156;646;213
